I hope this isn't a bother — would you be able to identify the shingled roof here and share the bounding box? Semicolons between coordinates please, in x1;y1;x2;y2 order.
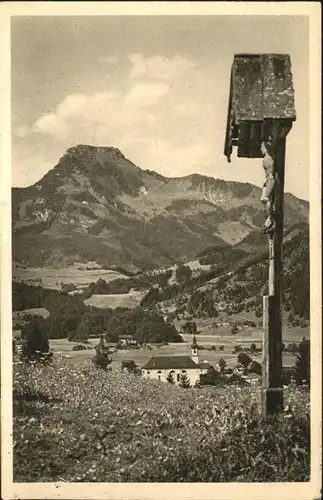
142;356;199;370
224;53;296;161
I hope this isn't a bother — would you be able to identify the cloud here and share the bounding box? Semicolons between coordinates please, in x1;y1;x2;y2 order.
124;82;170;108
32;76;171;145
26;60;218;186
33;113;71;141
119;135;213;178
128;54;196;81
98;55;119;65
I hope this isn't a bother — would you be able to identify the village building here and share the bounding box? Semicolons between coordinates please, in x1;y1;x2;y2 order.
119;335;138;347
141;335;212;386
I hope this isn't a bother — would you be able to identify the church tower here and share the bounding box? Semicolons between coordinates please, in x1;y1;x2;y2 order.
191;334;199;364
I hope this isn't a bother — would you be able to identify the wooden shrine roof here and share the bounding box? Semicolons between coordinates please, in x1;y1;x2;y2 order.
224;54;296;161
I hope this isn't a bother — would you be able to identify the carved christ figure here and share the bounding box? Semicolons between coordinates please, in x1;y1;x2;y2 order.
260;141;276;234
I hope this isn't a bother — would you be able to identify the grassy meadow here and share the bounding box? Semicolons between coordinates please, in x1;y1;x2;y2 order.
12;266;128;290
13;353;310;483
84;291;144;310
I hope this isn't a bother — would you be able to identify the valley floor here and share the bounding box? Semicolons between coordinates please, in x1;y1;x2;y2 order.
50;329;308;370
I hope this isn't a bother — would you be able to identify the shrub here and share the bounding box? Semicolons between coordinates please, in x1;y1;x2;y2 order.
121;360;138;374
287;343;298;354
248;360;262;375
166;371;175;384
178;372;191;388
61;283;77;293
72;344;87;351
238;352;252;368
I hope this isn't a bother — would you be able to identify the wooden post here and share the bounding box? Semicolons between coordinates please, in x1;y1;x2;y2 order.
261;123;292;417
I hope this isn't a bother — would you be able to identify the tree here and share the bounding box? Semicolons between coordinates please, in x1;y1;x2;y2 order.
178;372;191;388
21;318;52;363
219;345;224;351
248;360;262;375
231;322;239;335
92;336;112;370
73;319;90;342
175;264;192;285
121;360;137;374
294;338;310;385
182;321;197;335
166;371;175;384
218;358;227;374
287;342;298;354
237;352;252;368
250;343;257;354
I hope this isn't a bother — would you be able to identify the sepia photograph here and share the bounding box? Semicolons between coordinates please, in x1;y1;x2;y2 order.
1;2;321;500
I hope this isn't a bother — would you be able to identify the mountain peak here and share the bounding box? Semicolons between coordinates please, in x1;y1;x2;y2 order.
12;145;309;270
64;144;126;160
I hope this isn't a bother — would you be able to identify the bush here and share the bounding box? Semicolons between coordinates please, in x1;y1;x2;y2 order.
287;343;298;354
72;344;87;351
178;372;191;388
121;360;138;374
237;352;252;368
248;360;262;375
166;371;175;384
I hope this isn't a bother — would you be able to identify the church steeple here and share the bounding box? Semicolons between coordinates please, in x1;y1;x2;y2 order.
191;334;199;364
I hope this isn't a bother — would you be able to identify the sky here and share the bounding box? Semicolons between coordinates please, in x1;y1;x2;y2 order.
11;15;309;200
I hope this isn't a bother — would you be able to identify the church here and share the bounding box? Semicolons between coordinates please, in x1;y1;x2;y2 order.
141;335;211;387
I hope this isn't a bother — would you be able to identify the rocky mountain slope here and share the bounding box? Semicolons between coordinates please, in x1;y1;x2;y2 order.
12;144;309;272
136;224;310;325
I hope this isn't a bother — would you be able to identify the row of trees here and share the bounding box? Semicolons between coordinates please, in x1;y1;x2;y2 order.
13;282;183;344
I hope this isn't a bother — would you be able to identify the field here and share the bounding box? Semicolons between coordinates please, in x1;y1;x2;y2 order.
84;291;144;310
12;266;128;290
13;308;50;319
50;333;301;370
13;354;310;482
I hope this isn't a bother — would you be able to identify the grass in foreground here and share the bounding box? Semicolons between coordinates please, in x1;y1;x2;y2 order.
13;356;310;482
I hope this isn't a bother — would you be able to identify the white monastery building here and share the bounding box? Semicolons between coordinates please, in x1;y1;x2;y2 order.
141;335;211;386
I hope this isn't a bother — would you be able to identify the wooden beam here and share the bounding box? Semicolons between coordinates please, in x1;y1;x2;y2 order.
261;120;292;417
